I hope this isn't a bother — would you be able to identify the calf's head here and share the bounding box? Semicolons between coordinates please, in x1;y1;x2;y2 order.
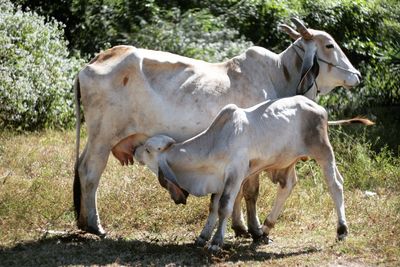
135;135;189;204
279;18;361;95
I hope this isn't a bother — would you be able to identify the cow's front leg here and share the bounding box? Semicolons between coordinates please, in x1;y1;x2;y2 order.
195;193;221;247
75;142;110;236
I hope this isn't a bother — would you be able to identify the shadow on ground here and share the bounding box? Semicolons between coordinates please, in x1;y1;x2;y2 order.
0;231;321;266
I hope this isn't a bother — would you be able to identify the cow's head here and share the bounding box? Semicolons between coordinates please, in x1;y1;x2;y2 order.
135;135;189;205
279;18;361;95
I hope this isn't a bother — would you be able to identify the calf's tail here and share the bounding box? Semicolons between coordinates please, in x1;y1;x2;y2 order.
328;117;374;126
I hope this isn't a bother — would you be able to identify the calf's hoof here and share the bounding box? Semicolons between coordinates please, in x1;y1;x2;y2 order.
194;236;208;247
337;224;348;241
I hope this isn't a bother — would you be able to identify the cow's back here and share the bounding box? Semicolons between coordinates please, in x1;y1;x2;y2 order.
78;46;273;147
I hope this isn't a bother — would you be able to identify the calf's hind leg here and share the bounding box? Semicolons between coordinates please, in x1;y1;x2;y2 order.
318;155;348;240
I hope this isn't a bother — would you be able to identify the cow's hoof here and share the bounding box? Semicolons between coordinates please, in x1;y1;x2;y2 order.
232;225;250;238
336;224;348;241
194;236;207;247
252;233;272;244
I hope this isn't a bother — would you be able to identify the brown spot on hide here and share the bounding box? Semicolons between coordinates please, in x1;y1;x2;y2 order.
111;134;148;166
89;46;132;64
123;76;129;86
283;64;290;82
300;156;309;161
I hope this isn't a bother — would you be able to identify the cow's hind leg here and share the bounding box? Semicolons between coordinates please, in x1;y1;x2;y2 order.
231;187;249;237
242;174;264;240
231;174;261;239
261;165;297;239
75;141;110;236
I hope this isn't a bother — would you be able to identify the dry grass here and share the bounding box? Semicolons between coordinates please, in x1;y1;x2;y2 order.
0;129;399;266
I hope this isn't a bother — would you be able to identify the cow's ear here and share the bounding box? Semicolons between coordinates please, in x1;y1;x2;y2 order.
297;45;319;95
158;157;187;205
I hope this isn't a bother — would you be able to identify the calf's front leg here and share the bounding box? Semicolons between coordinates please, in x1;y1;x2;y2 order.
209;173;244;252
195;193;221;247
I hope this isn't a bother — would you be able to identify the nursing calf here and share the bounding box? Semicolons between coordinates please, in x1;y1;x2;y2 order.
135;95;348;251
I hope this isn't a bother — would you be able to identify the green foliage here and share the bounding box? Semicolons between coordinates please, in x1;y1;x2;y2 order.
328;128;400;191
0;0;83;130
132;8;252;62
68;0;162;55
221;0;294;50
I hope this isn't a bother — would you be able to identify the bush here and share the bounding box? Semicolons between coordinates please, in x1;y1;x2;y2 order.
329;128;400;191
0;0;83;130
132;8;252;62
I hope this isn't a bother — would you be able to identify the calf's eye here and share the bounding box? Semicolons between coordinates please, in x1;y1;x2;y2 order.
145;148;150;153
326;44;334;49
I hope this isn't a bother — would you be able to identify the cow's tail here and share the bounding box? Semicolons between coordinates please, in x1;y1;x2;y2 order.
328;117;374;126
73;76;81;221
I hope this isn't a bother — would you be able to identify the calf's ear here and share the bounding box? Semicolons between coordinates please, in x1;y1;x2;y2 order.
158;157;188;205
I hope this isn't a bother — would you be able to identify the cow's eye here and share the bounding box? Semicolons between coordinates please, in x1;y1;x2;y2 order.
145;148;150;153
326;44;334;49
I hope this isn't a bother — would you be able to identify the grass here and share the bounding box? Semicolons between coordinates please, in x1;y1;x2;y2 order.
0;128;399;266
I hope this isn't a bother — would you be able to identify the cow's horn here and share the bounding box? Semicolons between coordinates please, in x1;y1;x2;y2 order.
291;18;313;40
278;24;301;40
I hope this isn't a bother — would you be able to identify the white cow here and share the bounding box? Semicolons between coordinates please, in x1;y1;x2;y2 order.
74;18;363;236
134;95;350;251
